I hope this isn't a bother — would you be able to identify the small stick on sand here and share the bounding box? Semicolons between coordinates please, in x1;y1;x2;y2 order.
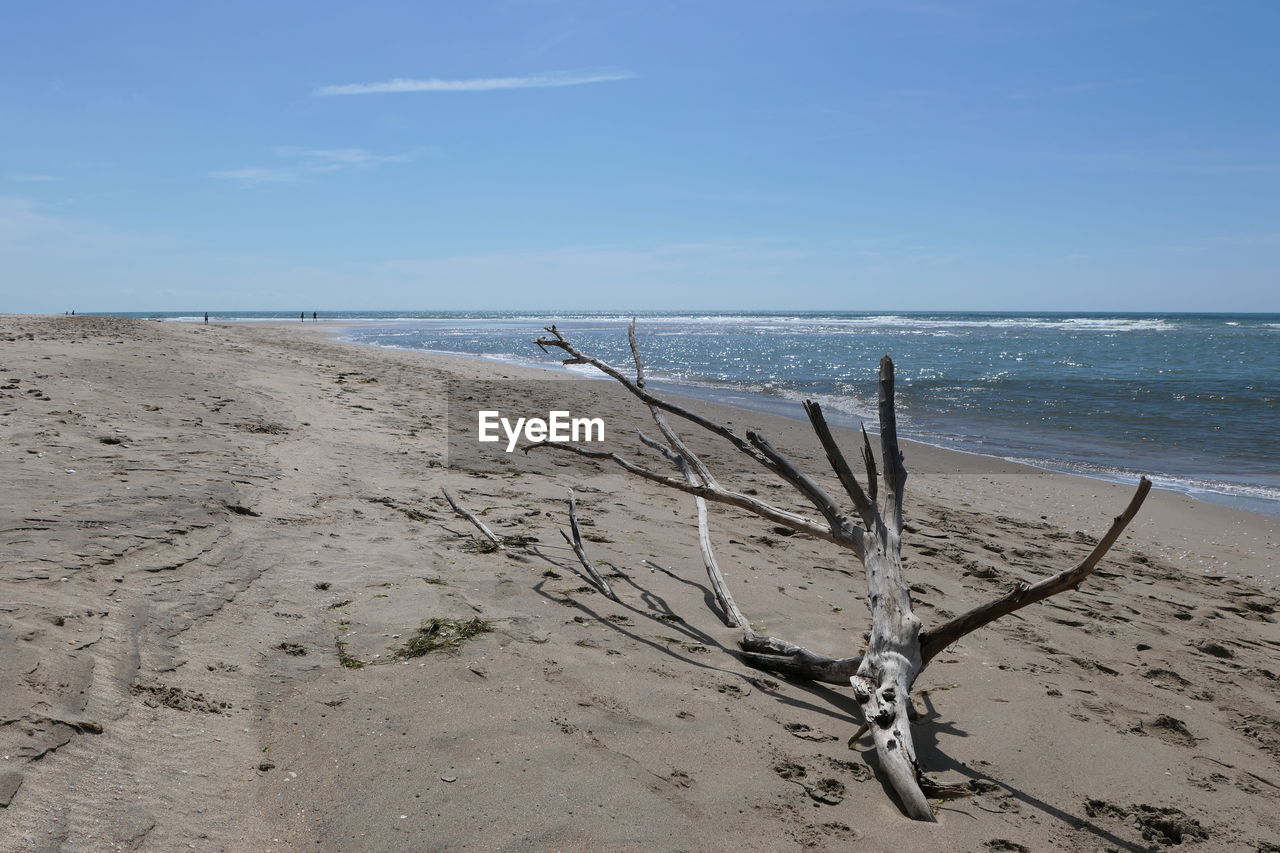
441;487;503;549
560;489;618;601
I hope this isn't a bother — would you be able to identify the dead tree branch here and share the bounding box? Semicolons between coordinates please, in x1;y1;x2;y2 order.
441;487;503;549
737;634;863;684
637;430;747;628
560;489;618;601
526;322;1151;821
803;400;876;530
918;476;1151;666
628;319;745;628
525;439;843;546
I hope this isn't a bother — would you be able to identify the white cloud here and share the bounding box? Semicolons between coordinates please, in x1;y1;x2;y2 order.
276;147;412;171
208;167;297;185
210;148;411;185
315;69;634;96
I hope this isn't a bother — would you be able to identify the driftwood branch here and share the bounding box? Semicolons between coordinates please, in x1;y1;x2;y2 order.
860;425;878;505
527;322;1152;822
629;321;720;491
694;492;748;628
739;478;1152;683
637;433;749;628
876;355;908;530
918;476;1151;665
441;487;503;549
804;400;876;530
525;440;844;547
560;489;618;601
536;324;774;471
540;323;853;519
849;356;932;819
737;634;862;684
746;430;864;555
629;319;745;627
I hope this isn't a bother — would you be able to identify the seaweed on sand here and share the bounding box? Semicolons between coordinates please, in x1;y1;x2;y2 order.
394;617;493;659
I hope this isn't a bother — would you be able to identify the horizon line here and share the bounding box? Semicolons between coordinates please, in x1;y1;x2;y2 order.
41;308;1280;317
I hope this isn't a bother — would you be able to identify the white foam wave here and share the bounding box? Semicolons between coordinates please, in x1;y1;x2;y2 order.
775;388;877;422
477;314;1177;333
1003;457;1280;505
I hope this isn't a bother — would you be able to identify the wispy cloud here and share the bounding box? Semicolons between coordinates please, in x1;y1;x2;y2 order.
315;68;634;96
1053;77;1143;96
210;147;411;186
276;147;412;171
208;167;297;186
1211;232;1280;248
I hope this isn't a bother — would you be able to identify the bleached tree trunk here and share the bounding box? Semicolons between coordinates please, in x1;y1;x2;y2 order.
853;531;931;815
840;358;932;818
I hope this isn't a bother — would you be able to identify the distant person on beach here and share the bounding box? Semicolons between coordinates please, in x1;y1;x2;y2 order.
312;312;317;321
204;312;209;324
300;312;305;322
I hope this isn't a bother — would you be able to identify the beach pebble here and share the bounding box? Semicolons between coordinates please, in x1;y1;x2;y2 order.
441;775;457;783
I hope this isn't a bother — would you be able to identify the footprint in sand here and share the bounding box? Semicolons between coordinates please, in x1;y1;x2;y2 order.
783;722;838;742
1135;714;1198;747
772;760;847;804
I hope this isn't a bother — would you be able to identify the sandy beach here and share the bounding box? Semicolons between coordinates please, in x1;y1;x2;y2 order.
1;313;1276;852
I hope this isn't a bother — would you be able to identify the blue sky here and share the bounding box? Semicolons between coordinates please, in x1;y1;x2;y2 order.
2;0;1277;312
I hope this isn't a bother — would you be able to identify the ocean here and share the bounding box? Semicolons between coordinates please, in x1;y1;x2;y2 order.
119;311;1280;516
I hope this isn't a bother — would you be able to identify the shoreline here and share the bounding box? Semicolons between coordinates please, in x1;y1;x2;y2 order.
243;317;1278;587
2;314;1277;851
303;320;1280;520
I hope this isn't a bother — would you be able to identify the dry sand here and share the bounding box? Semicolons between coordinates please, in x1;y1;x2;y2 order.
1;314;1276;852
